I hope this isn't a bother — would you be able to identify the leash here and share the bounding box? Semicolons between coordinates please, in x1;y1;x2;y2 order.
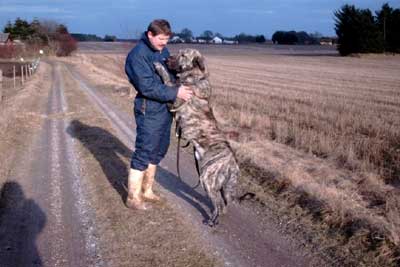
191;146;201;189
175;118;189;181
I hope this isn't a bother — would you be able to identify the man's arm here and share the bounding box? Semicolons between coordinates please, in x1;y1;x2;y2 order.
126;55;178;102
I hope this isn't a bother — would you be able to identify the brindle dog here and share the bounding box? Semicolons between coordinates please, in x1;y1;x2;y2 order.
154;49;240;226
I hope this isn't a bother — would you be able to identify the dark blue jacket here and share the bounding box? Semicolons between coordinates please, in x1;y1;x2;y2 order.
125;33;178;107
125;33;176;170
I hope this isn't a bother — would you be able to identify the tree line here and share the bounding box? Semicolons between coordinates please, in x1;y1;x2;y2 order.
174;28;266;43
3;18;77;56
271;31;323;45
71;33;103;42
335;3;400;55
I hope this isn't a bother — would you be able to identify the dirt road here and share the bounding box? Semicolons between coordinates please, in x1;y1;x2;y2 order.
0;62;102;266
0;59;328;266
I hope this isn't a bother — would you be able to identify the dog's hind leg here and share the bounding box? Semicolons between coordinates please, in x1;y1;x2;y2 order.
219;188;228;215
223;165;240;206
201;177;223;227
208;191;223;227
208;188;227;226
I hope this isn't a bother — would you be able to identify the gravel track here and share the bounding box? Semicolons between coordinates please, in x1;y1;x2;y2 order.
0;62;102;266
64;62;316;267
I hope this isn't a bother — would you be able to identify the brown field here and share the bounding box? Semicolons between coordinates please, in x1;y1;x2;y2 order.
65;43;400;266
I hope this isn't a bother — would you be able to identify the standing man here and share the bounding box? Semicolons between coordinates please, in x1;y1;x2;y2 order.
125;19;192;210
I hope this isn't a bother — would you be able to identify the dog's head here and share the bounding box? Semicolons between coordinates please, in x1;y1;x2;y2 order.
167;49;208;77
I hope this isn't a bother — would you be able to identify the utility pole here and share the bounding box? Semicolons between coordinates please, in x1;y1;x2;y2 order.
383;16;386;52
0;70;3;102
13;66;16;89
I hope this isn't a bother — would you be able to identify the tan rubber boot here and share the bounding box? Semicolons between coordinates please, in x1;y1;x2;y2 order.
126;168;150;210
142;164;161;202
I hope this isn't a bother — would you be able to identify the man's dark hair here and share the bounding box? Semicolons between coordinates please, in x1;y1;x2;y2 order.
147;19;172;36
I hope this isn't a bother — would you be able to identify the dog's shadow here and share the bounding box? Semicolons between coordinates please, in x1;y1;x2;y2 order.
67;119;211;221
156;167;212;221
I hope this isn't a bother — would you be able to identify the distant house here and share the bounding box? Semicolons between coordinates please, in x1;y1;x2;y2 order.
0;33;12;45
170;36;184;43
211;36;223;44
188;37;197;43
320;38;333;46
223;39;237;44
197;38;207;43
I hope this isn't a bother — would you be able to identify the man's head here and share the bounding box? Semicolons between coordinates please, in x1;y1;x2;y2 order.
147;19;172;51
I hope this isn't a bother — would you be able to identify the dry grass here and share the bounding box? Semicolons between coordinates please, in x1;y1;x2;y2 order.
66;44;400;266
56;54;130;88
205;52;400;265
207;54;400;182
0;62;52;190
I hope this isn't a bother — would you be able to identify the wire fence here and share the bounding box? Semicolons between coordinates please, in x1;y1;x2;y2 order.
0;58;41;102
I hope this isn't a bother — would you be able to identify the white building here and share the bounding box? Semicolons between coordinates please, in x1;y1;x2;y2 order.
188;37;197;43
223;39;238;44
0;33;12;45
170;36;184;43
211;36;223;44
320;38;333;46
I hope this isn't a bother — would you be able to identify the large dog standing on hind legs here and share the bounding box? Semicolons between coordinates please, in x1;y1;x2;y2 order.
154;48;240;226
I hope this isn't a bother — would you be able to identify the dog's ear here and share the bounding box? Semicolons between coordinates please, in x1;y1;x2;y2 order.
194;55;208;75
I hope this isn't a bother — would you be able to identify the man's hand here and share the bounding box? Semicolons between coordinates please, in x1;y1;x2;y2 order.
177;85;193;101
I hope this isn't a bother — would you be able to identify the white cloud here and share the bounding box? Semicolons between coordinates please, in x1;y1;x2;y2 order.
0;5;64;14
310;9;335;15
229;8;275;15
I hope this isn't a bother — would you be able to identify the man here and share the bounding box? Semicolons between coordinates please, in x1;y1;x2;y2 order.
125;19;192;210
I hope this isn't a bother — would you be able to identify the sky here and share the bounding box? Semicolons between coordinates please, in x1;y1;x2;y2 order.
0;0;399;39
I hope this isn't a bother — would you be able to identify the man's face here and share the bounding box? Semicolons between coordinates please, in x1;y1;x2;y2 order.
148;32;170;51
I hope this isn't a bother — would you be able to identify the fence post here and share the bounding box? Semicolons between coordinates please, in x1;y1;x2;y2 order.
13;66;16;89
21;65;24;85
0;69;3;102
26;65;29;78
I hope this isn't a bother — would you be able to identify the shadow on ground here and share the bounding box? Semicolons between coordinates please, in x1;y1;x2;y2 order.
67;120;212;221
0;181;46;266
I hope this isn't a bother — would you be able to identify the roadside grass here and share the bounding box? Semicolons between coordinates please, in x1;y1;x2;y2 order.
0;62;51;205
65;46;400;266
207;53;400;266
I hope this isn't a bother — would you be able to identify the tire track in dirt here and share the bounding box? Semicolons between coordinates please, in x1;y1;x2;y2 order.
45;62;103;266
64;62;317;267
0;62;103;266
